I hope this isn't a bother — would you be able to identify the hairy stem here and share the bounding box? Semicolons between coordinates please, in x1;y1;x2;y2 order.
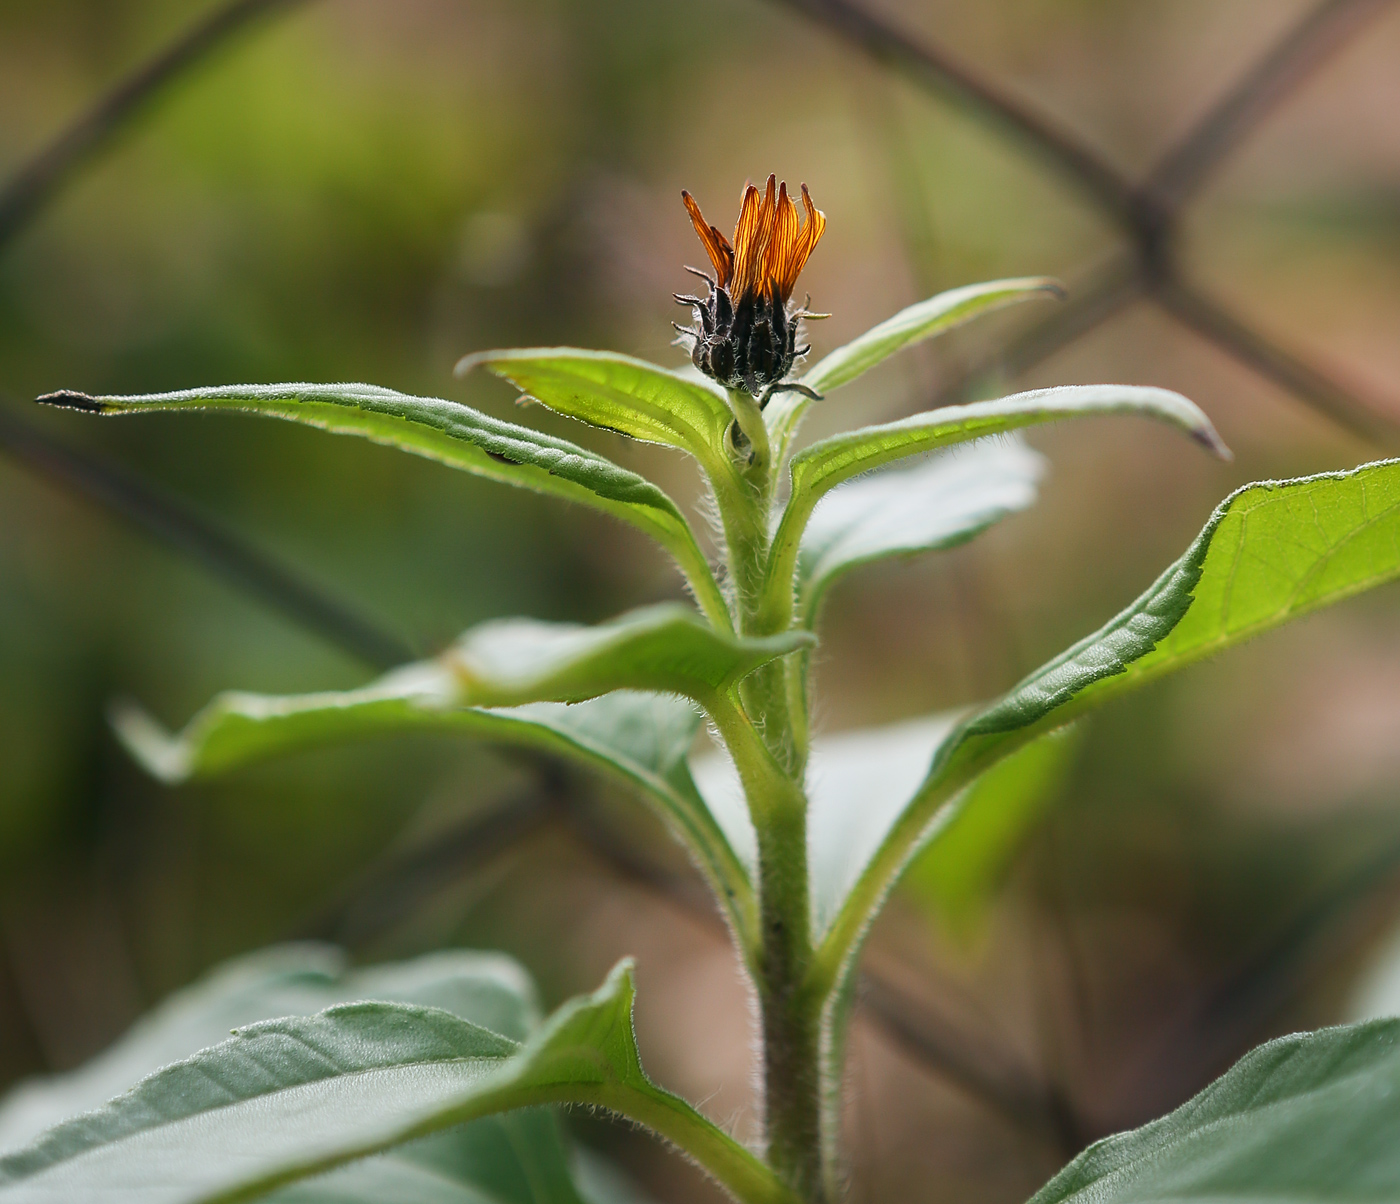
706;693;824;1202
710;408;828;1201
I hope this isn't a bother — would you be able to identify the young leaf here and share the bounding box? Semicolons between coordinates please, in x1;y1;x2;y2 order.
37;384;730;630
1028;1020;1400;1204
796;438;1045;628
815;457;1400;995
0;945;537;1153
766;276;1063;467
800;277;1063;396
761;385;1228;632
437;604;809;706
456;349;737;483
0;961;795;1204
114;676;757;954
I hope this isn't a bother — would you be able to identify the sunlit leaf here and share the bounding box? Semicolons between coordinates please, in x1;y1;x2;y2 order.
816;457;1400;991
0;961;794;1204
761;385;1227;631
796;438;1045;627
1028;1020;1400;1204
37;384;729;629
457;348;736;482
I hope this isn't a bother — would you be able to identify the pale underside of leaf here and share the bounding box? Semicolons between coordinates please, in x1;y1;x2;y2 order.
690;715;959;936
1028;1020;1400;1204
0;962;793;1204
796;438;1045;627
37;384;729;629
816;457;1400;997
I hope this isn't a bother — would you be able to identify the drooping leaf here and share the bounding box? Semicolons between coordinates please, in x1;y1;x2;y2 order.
816;458;1400;991
114;672;755;952
0;945;537;1154
761;385;1227;631
1027;1020;1400;1204
800;277;1063;396
37;384;730;628
456;348;736;483
766;277;1063;467
0;961;793;1204
804;717;961;937
796;438;1045;627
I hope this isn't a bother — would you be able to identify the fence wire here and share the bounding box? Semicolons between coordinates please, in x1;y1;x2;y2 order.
779;0;1399;442
1;0;1397;1156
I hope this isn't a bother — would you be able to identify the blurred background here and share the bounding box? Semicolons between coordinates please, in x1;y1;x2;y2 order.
2;1;1400;1201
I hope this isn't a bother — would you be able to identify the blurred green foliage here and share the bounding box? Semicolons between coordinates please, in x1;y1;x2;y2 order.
2;4;1400;1202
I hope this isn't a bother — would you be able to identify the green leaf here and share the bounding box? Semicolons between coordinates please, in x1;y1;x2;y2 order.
761;385;1228;632
456;348;736;483
766;277;1064;467
1027;1020;1400;1204
114;667;757;954
0;960;795;1204
796;438;1045;628
815;457;1400;994
435;604;808;706
900;726;1081;939
800;277;1063;396
37;384;730;630
0;948;593;1204
0;945;537;1154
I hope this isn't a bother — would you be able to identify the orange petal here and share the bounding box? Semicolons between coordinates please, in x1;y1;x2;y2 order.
763;181;801;302
682;190;734;287
731;175;777;301
777;183;826;299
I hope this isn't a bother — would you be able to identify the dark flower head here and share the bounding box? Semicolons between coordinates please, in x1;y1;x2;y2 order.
674;175;826;403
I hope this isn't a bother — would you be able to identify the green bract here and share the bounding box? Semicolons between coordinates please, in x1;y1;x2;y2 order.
31;275;1400;1204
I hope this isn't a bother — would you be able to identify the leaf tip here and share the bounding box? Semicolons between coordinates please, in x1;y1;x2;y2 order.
597;957;639;1008
453;351;491;378
1192;422;1234;463
108;697;192;783
36;389;109;413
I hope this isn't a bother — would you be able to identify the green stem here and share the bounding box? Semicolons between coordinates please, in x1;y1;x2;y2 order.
705;692;825;1203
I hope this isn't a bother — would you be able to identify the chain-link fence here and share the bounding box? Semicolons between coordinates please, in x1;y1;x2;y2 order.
0;0;1395;1172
